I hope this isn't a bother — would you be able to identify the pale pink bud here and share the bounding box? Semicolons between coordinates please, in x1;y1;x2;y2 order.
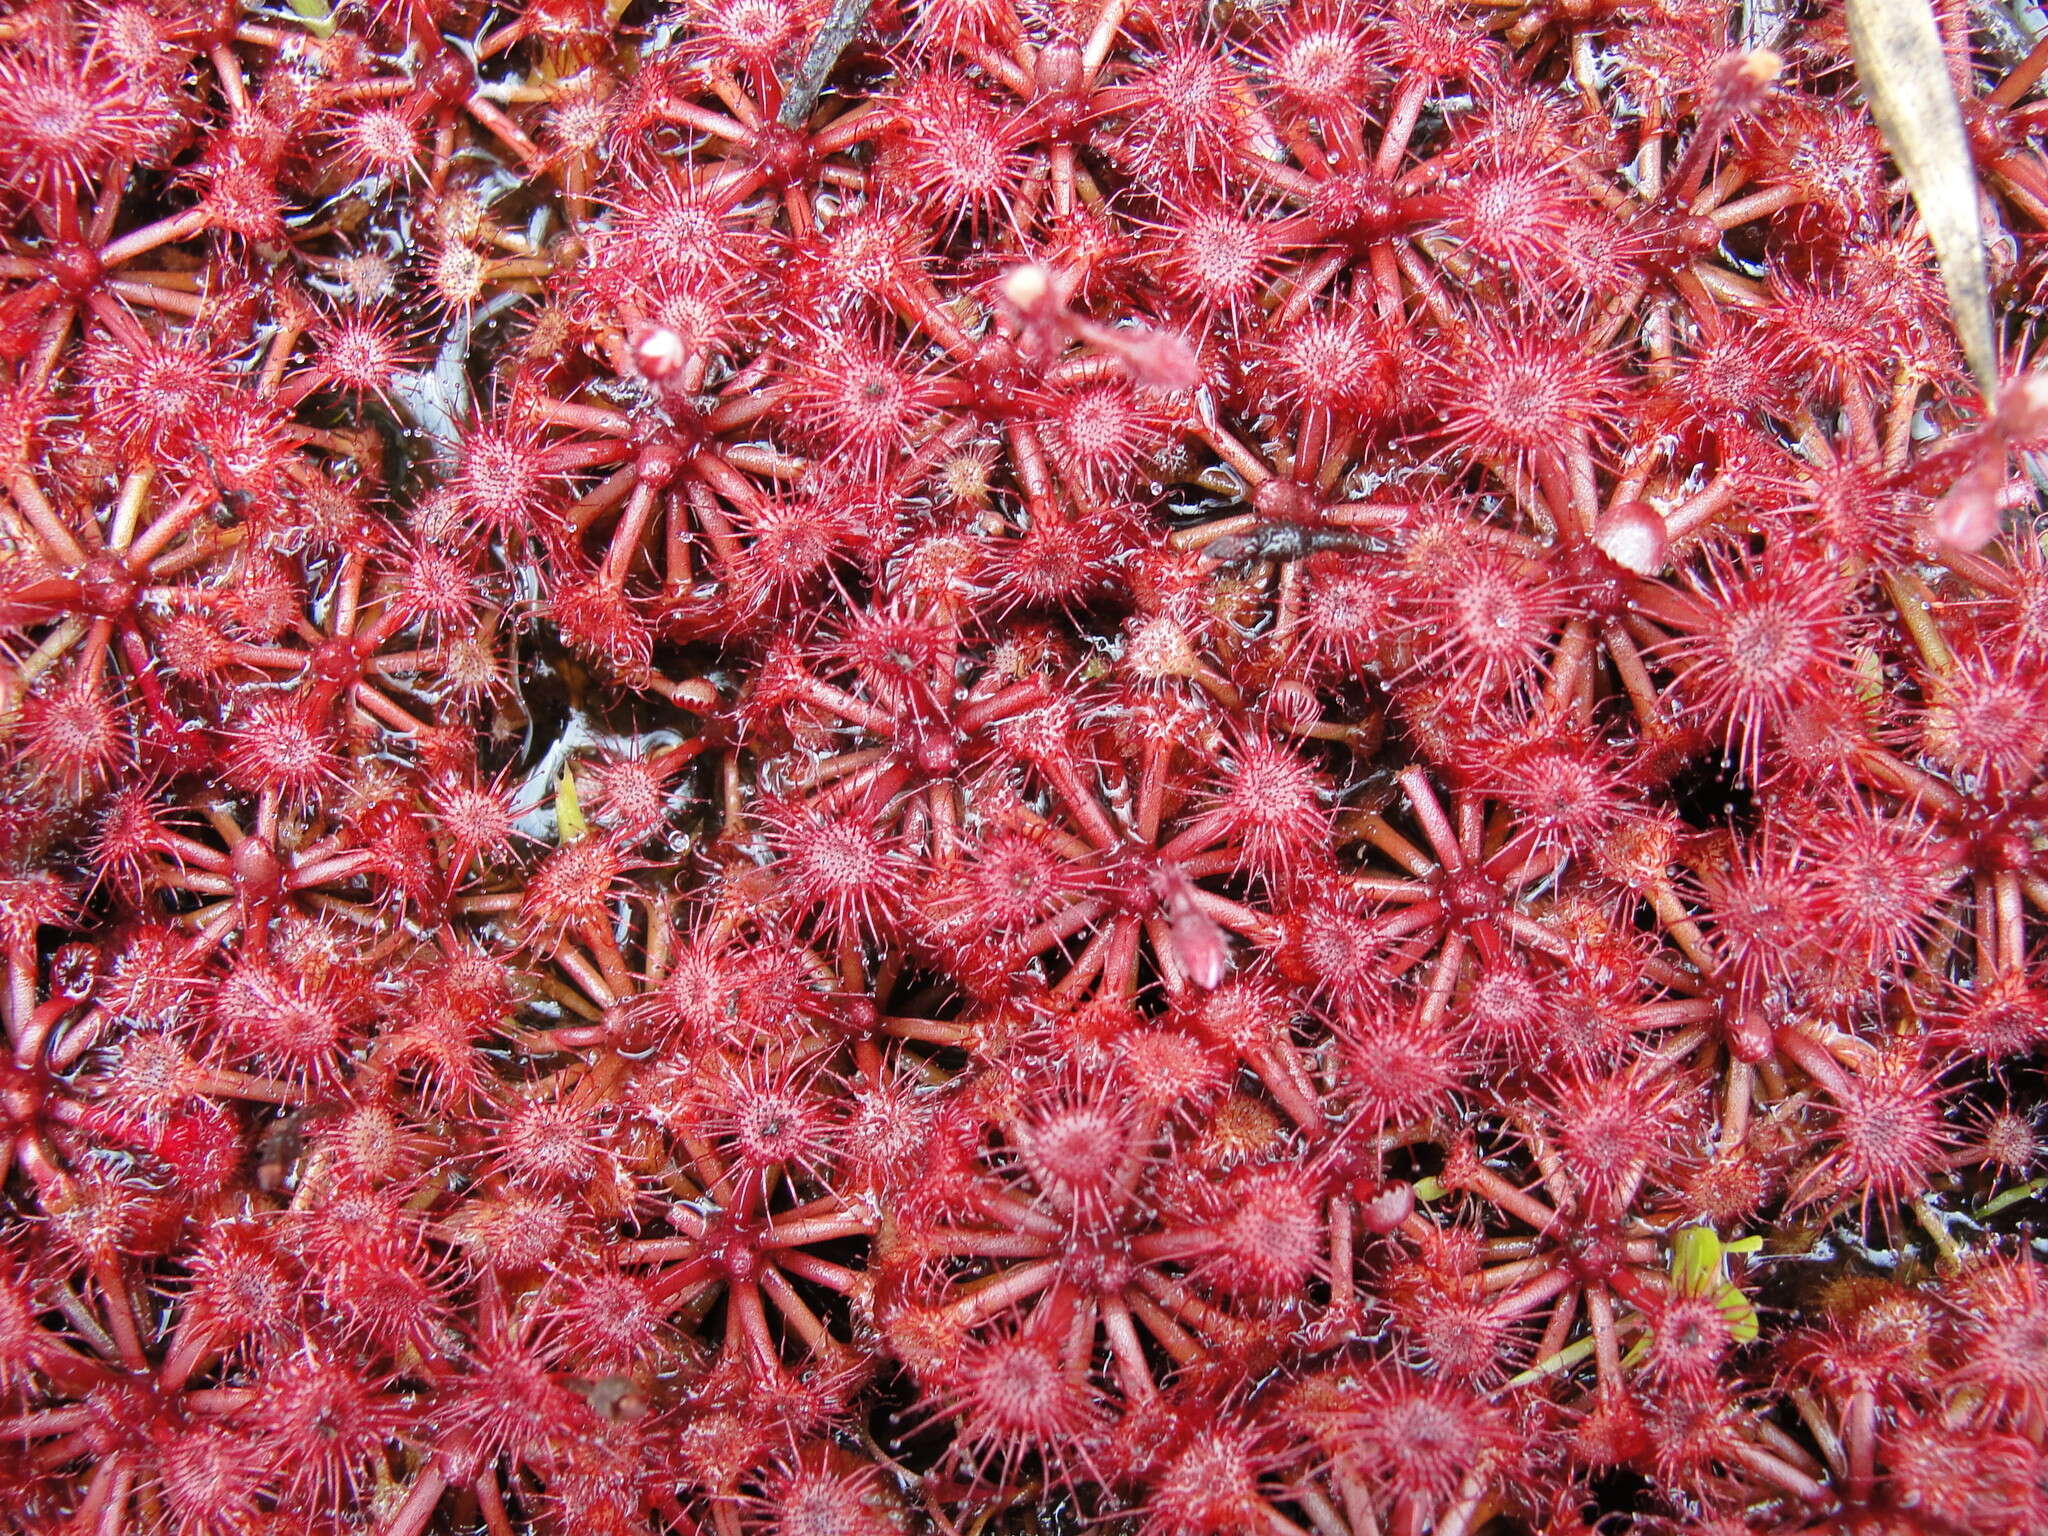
1994;371;2048;447
1150;863;1231;990
632;325;687;380
1931;449;2008;554
1069;316;1202;391
1358;1181;1415;1234
1594;500;1669;575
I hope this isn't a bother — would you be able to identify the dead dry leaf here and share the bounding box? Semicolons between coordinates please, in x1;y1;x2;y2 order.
1847;0;1999;398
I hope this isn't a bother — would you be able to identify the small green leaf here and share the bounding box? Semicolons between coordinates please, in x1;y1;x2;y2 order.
555;766;587;843
1671;1224;1724;1297
1506;1332;1599;1389
1852;646;1887;708
284;0;338;36
1977;1176;2047;1219
1668;1225;1760;1344
1718;1280;1761;1345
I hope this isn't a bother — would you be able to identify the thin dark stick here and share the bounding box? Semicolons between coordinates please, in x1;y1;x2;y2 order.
779;0;871;127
